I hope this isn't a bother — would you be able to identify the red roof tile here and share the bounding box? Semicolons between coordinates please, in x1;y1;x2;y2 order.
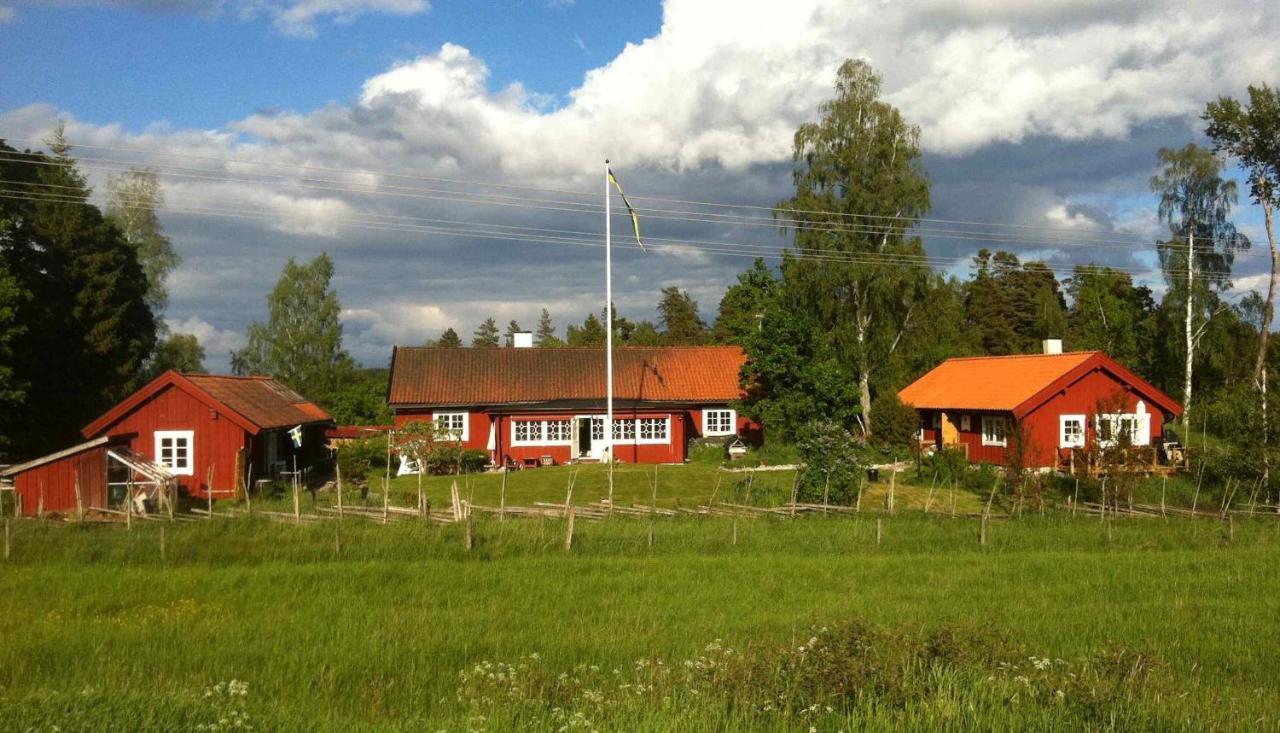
184;374;332;430
388;346;746;407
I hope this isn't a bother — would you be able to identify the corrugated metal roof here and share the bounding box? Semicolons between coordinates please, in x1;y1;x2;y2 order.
388;346;746;407
897;352;1099;412
183;374;332;430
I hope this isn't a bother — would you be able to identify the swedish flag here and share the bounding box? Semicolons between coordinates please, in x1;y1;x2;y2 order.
607;167;645;251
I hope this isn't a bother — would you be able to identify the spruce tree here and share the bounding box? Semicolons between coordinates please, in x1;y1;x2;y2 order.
435;328;462;348
657;287;708;345
503;319;522;347
472;318;500;348
535;308;562;347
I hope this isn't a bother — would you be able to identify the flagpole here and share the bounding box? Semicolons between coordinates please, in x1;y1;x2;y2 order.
604;159;614;499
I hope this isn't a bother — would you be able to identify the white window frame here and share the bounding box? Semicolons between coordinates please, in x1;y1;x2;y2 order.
980;416;1008;447
703;408;736;436
639;417;670;443
1096;413;1150;448
154;430;194;476
432;411;469;441
608;416;671;445
1059;414;1085;449
510;419;573;446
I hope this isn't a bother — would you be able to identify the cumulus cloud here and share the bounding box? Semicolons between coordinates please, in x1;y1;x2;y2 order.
4;0;1276;368
165;316;248;359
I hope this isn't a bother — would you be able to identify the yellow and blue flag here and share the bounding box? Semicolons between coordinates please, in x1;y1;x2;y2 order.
607;167;645;251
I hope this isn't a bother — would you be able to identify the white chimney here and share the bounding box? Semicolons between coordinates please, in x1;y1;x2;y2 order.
513;331;534;348
1042;338;1063;355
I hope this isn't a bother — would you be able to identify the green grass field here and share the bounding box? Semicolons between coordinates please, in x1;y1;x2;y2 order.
1;463;1278;730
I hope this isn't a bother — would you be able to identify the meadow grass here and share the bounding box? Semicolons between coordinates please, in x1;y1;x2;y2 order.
1;506;1279;730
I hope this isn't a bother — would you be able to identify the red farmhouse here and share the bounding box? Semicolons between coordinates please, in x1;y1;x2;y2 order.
387;345;750;465
898;349;1182;468
2;371;332;515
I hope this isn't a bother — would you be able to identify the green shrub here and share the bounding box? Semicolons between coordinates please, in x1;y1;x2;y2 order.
871;393;919;450
336;433;388;483
795;420;860;503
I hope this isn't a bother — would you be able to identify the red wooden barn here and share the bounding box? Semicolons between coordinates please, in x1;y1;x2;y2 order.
898;347;1182;468
387;345;751;465
1;371;332;515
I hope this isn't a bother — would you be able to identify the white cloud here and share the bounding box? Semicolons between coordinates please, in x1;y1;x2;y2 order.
0;6;16;23
166;316;248;358
6;0;1278;365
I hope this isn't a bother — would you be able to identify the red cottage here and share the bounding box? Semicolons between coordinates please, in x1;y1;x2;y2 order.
2;370;332;515
897;348;1182;469
387;345;750;465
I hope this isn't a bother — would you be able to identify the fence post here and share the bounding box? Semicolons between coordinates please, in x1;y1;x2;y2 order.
4;519;9;560
979;514;988;546
563;507;575;551
335;462;344;520
499;469;507;522
875;517;882;545
465;513;474;551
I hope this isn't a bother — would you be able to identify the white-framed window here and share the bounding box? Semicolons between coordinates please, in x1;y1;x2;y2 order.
546;419;572;442
639;417;669;441
433;411;469;441
154;430;194;476
981;416;1008;447
1096;413;1149;448
511;419;574;446
959;415;971;432
1059;414;1085;449
590;418;604;441
703;409;736;436
612;418;637;441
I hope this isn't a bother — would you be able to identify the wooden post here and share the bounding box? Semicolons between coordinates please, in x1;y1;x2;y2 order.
789;471;799;517
647;523;653;548
924;475;937;514
4;519;9;560
205;465;214;519
74;473;84;522
855;476;864;513
875;517;882;545
416;459;424;520
37;480;45;521
1161;476;1168;517
1226;513;1235;542
1192;462;1204;514
980;514;988;546
564;470;577;518
384;429;393;524
1100;478;1107;524
243;463;253;516
563;507;575;551
293;472;301;525
125;475;133;531
732;517;737;545
335;461;344;520
949;480;957;518
823;472;831;513
708;474;722;511
499;469;507;522
1072;478;1080;518
888;469;896;515
464;513;474;551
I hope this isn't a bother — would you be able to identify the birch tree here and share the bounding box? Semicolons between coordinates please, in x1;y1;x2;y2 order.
774;59;930;437
1150;144;1249;435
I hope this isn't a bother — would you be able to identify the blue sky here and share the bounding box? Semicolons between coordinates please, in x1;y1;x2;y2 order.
0;0;1276;368
0;2;661;130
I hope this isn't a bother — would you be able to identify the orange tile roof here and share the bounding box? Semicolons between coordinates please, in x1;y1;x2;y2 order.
184;374;332;430
388;346;746;407
898;352;1099;413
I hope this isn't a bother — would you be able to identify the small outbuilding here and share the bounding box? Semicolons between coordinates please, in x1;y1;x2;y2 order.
2;370;332;515
897;345;1182;470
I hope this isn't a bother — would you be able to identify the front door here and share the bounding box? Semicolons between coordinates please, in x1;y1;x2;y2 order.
575;416;605;459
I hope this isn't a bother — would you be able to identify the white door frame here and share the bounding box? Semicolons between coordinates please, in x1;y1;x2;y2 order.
574;415;606;459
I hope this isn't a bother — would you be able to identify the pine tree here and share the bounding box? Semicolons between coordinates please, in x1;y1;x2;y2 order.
503;319;522;347
472;318;500;348
566;313;606;346
232;253;355;405
435;328;462;348
535;308;562;347
657;286;708;344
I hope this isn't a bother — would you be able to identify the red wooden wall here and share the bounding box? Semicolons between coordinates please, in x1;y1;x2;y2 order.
87;383;252;499
12;446;108;515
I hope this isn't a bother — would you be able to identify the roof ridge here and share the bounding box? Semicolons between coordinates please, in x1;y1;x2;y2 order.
182;373;273;380
944;350;1099;363
393;344;742;351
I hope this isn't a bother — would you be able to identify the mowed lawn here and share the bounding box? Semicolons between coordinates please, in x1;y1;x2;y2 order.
0;465;1278;729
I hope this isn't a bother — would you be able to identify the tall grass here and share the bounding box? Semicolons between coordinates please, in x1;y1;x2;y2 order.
1;513;1278;729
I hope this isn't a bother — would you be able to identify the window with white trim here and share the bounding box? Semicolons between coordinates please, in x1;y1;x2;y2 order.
433;411;469;441
612;418;637;441
703;409;736;436
981;416;1008;447
1096;413;1148;448
155;430;194;476
511;419;573;446
1059;415;1085;448
959;415;971;432
639;417;669;442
